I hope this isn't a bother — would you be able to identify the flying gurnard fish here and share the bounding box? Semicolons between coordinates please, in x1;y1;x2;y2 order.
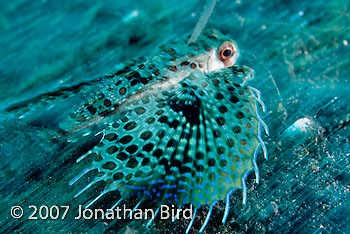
6;29;268;233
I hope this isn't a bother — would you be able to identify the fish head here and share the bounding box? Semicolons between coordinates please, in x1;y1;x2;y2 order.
162;29;239;75
194;29;239;73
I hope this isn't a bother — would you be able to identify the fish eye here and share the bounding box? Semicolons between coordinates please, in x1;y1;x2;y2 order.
218;41;235;62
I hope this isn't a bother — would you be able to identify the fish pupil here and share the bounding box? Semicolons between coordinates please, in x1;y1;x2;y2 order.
223;49;231;57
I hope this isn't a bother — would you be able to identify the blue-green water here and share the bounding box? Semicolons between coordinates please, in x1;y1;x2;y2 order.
0;0;349;233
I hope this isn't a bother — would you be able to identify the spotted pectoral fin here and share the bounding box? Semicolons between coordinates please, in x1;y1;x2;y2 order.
190;68;262;202
73;87;202;204
73;72;262;211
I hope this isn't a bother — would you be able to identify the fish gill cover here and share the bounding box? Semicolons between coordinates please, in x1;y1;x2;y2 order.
0;0;349;234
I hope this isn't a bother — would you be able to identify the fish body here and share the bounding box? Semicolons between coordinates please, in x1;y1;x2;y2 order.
69;29;268;232
60;29;240;133
6;29;267;233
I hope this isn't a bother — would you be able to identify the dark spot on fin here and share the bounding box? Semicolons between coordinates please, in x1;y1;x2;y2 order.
168;94;200;125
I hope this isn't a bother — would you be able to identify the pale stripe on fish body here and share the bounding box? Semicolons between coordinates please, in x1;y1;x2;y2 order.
68;29;269;233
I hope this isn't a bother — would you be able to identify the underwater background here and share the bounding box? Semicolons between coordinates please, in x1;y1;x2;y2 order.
0;0;349;233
